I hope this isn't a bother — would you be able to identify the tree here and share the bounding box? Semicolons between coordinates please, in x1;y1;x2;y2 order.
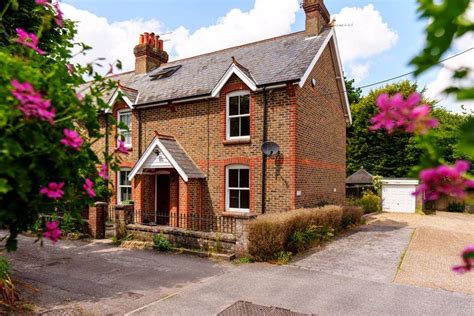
0;1;122;250
345;77;362;105
347;80;469;177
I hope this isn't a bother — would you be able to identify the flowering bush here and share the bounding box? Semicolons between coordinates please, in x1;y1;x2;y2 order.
0;0;123;250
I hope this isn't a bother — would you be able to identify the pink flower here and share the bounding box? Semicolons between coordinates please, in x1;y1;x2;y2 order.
15;28;45;55
370;92;438;135
67;63;74;76
40;182;65;199
99;164;109;180
116;140;129;155
10;80;55;124
60;128;83;150
35;0;49;6
76;92;84;101
415;160;474;201
83;178;96;198
53;2;64;27
43;221;61;243
452;245;474;274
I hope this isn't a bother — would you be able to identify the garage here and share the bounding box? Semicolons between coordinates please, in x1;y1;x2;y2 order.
381;179;419;213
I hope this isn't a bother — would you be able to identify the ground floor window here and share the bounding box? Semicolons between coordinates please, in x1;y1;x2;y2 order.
118;169;132;204
226;165;250;212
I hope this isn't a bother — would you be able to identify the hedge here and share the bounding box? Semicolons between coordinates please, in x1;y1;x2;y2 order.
248;205;363;261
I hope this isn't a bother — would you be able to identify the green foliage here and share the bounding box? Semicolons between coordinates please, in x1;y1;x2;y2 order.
59;212;76;234
153;234;172;252
350;191;381;214
0;2;122;250
447;202;465;213
0;257;11;281
408;1;474;181
275;251;291;264
234;256;254;264
347;81;470;177
372;175;383;195
345;77;363;105
289;225;334;253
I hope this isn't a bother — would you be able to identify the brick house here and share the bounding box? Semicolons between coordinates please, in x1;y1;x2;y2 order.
92;0;351;226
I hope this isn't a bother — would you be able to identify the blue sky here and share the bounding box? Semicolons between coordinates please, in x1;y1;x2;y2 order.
62;0;472;111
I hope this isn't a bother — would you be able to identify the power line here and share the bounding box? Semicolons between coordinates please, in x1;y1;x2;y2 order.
358;47;474;89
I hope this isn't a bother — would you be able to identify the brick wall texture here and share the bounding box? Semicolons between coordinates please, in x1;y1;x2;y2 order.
94;43;347;217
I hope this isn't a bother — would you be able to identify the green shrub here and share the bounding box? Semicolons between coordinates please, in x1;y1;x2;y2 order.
153;234;172;252
275;251;292;264
60;212;77;234
341;206;364;228
248;205;342;261
447;202;464;213
0;257;11;281
351;191;381;214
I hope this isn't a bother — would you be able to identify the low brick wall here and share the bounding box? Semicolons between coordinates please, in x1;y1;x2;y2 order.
126;215;255;255
126;224;236;254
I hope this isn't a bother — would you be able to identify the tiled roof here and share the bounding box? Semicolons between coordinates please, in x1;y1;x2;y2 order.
159;137;206;179
101;28;332;106
346;168;374;185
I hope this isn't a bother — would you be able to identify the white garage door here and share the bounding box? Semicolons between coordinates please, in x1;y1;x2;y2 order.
382;184;417;213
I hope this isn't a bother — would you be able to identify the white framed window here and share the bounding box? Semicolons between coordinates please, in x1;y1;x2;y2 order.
118;110;132;148
118;168;132;204
226;165;250;212
226;91;250;140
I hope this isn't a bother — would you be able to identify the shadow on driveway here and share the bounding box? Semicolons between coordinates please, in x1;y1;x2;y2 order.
3;233;230;315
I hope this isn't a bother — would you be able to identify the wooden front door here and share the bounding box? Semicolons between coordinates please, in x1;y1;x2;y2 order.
156;174;170;224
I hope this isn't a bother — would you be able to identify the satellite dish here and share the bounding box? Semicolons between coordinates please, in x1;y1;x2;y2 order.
261;141;280;157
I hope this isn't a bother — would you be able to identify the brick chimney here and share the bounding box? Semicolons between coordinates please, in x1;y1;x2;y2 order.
133;32;169;74
303;0;330;36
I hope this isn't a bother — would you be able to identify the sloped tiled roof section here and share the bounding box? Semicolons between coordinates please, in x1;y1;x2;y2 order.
159;138;206;179
107;28;332;106
346;168;374;185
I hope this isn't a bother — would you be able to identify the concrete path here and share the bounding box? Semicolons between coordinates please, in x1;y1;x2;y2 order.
130;263;474;316
292;222;413;283
4;233;230;315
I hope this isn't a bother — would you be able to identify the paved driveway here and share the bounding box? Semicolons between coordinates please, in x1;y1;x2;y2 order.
4;233;229;315
293;221;413;283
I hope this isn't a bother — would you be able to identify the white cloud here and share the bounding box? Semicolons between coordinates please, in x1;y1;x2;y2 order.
62;0;299;71
332;4;398;82
62;3;166;72
348;62;370;82
425;5;474;113
169;0;300;59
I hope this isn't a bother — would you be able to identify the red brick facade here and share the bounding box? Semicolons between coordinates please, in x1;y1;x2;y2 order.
92;43;347;220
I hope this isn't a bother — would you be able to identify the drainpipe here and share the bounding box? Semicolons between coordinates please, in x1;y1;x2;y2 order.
104;114;110;203
138;109;142;158
261;87;269;214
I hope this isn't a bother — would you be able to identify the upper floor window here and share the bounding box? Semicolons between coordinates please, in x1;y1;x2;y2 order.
118;110;132;148
118;168;132;204
226;91;250;140
226;165;250;212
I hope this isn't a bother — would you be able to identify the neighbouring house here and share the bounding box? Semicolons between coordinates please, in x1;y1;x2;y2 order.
346;167;374;198
90;0;351;234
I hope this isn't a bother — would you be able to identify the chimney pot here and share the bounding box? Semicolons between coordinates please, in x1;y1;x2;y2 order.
133;31;168;74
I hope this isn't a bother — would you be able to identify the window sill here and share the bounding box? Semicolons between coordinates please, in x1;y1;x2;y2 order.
221;211;257;219
223;138;251;145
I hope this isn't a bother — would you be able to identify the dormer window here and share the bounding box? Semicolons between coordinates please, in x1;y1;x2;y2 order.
226;91;250;140
118;110;132;148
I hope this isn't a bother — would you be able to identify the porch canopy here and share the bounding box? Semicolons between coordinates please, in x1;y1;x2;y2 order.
128;135;206;182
